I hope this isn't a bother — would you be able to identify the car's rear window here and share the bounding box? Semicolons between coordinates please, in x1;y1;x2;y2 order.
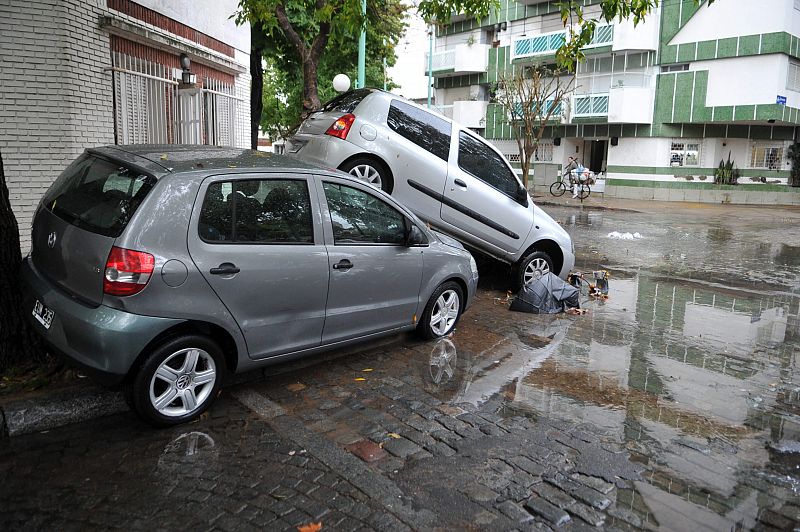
318;89;372;113
41;154;156;238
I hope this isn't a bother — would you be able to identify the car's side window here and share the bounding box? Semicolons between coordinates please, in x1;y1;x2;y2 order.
322;182;407;245
198;179;314;244
458;131;520;199
387;99;451;162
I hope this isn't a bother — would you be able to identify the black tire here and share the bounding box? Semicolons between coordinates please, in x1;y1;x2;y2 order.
339;157;394;193
550;181;567;197
578;184;591;200
516;251;554;289
417;281;464;340
130;335;224;427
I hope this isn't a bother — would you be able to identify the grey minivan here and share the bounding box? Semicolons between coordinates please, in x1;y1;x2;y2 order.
288;89;574;287
22;145;478;426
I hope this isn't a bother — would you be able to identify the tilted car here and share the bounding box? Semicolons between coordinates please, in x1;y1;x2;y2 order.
22;145;478;426
288;89;575;287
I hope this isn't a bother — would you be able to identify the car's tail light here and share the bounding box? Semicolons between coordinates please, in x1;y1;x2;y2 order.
325;114;356;140
103;246;155;296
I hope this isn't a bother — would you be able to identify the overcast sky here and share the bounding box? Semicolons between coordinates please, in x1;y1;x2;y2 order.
387;11;429;101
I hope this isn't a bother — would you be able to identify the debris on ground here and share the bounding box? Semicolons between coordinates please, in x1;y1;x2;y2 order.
607;231;643;240
510;272;580;314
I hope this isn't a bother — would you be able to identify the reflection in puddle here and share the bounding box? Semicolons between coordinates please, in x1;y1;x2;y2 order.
423;269;799;530
157;431;217;472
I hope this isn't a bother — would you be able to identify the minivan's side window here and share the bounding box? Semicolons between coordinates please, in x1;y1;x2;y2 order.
387;100;451;161
322;182;407;245
458;131;520;199
199;179;313;244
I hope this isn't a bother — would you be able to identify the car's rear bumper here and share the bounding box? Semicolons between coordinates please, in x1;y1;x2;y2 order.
289;134;362;170
21;257;183;385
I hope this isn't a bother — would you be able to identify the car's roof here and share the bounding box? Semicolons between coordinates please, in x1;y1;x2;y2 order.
90;145;333;177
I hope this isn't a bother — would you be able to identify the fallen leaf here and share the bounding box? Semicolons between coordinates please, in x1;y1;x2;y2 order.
362;368;373;372
354;377;366;381
387;433;401;439
288;450;296;456
297;523;322;532
159;154;167;160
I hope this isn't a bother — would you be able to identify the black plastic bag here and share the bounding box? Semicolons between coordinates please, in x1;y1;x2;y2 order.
510;272;580;314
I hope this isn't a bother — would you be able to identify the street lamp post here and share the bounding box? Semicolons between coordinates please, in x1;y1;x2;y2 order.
357;0;366;88
427;25;433;108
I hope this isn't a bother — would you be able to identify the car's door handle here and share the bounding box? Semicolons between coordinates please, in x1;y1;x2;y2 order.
333;259;353;270
210;263;240;275
454;178;467;188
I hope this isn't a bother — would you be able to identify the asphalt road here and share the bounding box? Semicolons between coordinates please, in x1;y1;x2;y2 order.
1;202;798;531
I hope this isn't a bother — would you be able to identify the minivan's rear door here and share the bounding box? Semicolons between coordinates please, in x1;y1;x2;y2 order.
32;154;157;306
440;130;533;256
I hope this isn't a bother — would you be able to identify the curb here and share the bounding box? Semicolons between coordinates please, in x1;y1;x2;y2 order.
0;384;128;438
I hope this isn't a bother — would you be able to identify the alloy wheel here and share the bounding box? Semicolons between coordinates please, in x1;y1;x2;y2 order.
524;257;551;285
430;289;460;336
149;348;217;417
348;164;382;189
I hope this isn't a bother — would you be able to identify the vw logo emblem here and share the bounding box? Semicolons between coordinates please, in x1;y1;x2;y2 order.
47;232;57;249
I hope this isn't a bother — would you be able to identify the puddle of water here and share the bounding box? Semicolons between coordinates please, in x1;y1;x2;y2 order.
409;267;800;530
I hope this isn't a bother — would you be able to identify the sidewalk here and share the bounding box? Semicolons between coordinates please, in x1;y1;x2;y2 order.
533;190;800;219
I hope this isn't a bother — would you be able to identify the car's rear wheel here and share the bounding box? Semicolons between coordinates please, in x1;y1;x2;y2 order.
418;281;464;340
339;157;393;193
517;251;554;289
130;335;224;427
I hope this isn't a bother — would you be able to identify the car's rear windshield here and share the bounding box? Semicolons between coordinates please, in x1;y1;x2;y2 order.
318;89;372;114
41;153;156;238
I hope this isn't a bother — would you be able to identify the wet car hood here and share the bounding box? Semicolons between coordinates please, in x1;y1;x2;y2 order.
433;231;466;251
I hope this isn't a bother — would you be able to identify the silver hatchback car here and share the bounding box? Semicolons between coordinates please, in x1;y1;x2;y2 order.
22;145;478;426
288;89;574;287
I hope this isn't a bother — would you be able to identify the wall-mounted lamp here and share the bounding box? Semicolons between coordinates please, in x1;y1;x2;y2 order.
179;53;197;86
494;22;507;33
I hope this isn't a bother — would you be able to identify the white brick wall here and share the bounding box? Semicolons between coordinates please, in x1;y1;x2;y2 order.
1;0;116;252
0;0;252;252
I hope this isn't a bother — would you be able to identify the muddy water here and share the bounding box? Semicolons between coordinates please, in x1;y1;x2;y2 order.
424;206;800;529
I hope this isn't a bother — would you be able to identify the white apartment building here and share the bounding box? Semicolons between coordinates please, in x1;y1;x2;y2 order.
427;0;800;204
0;0;251;250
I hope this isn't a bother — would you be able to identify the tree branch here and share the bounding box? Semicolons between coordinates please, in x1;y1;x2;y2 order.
275;4;308;58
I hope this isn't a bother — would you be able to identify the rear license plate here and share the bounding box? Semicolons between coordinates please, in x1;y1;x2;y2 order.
32;299;54;330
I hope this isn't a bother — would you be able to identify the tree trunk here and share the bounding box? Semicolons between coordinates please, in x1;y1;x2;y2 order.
250;24;264;150
301;58;321;113
0;150;45;373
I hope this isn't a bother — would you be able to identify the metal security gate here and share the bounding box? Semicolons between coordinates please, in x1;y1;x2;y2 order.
109;52;178;144
109;53;246;147
203;78;243;147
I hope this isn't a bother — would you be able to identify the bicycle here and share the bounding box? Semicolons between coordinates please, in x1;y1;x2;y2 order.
550;170;591;200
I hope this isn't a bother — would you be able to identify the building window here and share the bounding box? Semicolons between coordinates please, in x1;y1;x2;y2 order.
662;64;690;73
788;61;800;92
535;141;554;162
750;143;785;170
670;140;701;167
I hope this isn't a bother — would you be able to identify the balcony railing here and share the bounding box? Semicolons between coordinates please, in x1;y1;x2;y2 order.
512;24;614;60
572;93;609;118
428;49;457;72
510;100;562;119
423;44;489;76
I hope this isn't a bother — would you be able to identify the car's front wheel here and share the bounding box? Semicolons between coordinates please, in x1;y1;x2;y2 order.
130;335;224;427
517;250;554;289
418;281;464;340
339;157;393;193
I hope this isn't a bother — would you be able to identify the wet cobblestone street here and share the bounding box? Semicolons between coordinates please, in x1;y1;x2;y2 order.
1;203;799;530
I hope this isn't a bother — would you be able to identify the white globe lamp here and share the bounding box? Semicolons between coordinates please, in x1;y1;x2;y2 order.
333;74;351;93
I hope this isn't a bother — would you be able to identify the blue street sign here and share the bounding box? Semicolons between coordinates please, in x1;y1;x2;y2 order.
777;95;787;105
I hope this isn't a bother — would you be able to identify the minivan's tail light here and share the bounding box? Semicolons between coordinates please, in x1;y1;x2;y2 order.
325;114;356;140
103;246;155;296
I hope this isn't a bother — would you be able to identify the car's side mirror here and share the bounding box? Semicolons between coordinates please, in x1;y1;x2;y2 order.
405;225;427;246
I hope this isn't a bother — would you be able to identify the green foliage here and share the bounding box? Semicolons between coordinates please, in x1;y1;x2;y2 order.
417;0;497;24
714;151;739;185
255;0;404;139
